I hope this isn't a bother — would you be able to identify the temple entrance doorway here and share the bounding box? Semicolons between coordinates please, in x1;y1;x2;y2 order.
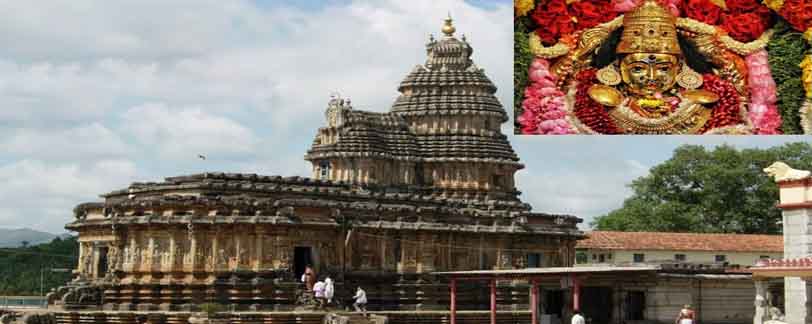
581;287;612;324
294;246;313;279
625;291;645;321
96;247;109;278
544;289;564;318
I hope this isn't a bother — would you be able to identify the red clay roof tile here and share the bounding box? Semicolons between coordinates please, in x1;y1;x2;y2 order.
576;231;782;253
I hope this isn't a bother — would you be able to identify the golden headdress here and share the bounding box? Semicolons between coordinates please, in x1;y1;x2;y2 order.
616;0;681;55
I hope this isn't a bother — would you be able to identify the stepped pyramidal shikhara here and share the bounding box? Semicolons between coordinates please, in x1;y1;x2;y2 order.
53;17;583;312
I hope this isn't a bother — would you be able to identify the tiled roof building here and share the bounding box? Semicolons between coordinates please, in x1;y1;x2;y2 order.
577;231;782;266
578;231;783;252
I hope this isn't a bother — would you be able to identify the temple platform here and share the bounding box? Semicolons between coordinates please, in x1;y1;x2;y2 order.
50;310;531;324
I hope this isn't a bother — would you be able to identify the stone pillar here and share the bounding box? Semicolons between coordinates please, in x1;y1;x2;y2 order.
420;233;435;273
611;284;623;324
380;233;388;272
235;234;242;270
212;233;219;270
130;236;137;266
806;278;812;324
148;237;156;269
255;233;264;271
77;242;86;273
773;169;812;324
754;280;768;324
168;234;176;271
189;233;197;271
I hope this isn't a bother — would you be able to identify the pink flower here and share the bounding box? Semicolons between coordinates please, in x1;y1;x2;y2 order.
744;49;781;134
539;87;565;97
665;96;681;107
613;0;641;12
543;109;567;120
518;58;574;135
522;97;542;112
660;0;681;16
524;85;545;99
530;58;550;70
529;66;554;83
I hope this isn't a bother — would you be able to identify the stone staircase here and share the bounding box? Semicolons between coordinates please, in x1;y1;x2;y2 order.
323;313;385;324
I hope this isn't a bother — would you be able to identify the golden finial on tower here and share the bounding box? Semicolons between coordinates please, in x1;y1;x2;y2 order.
442;13;456;37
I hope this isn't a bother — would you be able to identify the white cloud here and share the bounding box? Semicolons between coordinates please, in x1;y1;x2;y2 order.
2;123;131;160
0;0;513;232
512;137;653;228
122;103;258;159
517;166;648;228
0;159;138;233
0;0;512;129
0;60;117;124
0;0;263;62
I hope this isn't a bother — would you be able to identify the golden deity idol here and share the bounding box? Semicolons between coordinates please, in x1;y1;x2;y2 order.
559;0;751;134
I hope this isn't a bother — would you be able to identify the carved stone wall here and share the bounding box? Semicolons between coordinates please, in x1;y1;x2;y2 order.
73;223;574;310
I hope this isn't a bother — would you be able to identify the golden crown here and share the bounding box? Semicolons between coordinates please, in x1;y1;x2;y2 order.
616;0;681;55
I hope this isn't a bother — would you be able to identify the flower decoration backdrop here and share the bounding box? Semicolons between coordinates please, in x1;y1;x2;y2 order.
514;0;812;134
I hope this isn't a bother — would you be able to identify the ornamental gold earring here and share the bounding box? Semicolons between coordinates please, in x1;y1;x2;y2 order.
676;63;703;90
597;62;622;86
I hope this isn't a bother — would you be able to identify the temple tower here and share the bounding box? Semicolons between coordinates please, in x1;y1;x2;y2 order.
390;15;521;200
307;16;522;201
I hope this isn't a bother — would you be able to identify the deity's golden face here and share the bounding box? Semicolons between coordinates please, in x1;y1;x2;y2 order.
620;53;680;98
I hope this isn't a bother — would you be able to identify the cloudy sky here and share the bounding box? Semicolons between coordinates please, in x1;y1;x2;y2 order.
0;0;807;234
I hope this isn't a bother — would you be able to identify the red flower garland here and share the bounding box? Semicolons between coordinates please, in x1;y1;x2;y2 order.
683;0;722;25
721;11;772;42
531;0;576;45
682;0;772;42
698;74;744;133
570;0;616;30
531;0;618;46
779;0;812;31
573;69;621;134
722;0;773;42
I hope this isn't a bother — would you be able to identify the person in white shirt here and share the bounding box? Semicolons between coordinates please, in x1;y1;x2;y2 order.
313;280;326;308
324;277;335;305
571;310;585;324
675;304;695;324
353;286;368;316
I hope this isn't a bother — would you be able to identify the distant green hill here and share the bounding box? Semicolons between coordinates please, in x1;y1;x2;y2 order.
0;236;78;295
0;228;60;248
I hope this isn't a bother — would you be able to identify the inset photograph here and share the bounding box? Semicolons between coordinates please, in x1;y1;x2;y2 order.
514;0;812;134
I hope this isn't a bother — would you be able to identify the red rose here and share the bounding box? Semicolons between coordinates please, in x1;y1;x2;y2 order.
571;0;618;30
531;0;575;45
779;0;812;31
721;12;769;42
683;0;722;25
725;0;762;13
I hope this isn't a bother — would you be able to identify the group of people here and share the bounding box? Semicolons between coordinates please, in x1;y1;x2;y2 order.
300;265;367;315
569;304;695;324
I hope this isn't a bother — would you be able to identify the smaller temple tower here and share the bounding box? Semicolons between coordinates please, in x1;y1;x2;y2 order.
306;95;419;186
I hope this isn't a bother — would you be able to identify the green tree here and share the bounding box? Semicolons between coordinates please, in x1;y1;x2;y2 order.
0;236;77;295
592;143;812;234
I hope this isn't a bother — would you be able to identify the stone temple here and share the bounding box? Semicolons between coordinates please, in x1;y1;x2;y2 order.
53;17;583;314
